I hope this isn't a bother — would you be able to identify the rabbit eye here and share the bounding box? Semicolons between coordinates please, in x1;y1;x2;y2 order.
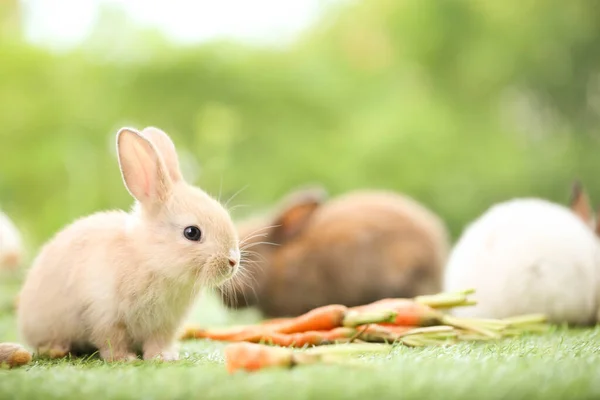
183;226;202;241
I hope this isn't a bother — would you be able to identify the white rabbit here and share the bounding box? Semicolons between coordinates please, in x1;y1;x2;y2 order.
444;182;600;325
17;126;241;362
0;210;23;270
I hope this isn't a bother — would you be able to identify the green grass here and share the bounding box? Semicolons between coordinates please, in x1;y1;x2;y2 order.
1;272;600;400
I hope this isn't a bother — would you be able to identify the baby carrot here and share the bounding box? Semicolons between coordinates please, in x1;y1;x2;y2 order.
351;299;442;326
354;299;501;338
224;342;393;373
180;325;262;341
258;304;394;333
258;327;357;347
274;304;349;334
225;342;295;373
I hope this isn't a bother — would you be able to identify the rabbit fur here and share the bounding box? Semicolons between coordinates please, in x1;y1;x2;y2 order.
17;127;240;361
223;186;450;318
444;182;600;325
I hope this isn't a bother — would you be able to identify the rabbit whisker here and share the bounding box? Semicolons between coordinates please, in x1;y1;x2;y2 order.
238;233;268;247
238;224;281;246
227;204;250;214
241;251;268;267
241;241;279;251
233;271;259;306
224;185;249;209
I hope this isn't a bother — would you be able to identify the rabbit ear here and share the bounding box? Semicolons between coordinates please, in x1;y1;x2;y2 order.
0;212;22;268
140;127;183;183
595;205;600;237
271;185;327;243
569;180;594;228
116;127;172;206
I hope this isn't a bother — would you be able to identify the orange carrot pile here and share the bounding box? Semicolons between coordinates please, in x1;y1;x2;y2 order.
181;289;550;352
201;289;553;374
181;304;397;345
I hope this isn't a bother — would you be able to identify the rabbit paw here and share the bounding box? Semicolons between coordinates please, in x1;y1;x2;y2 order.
99;348;138;362
38;344;70;359
143;337;180;362
143;350;179;362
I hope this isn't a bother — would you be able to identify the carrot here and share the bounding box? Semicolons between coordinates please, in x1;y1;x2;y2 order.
255;304;395;334
225;342;295;373
350;299;442;326
190;326;386;347
184;326;276;343
182;305;350;341
352;298;501;338
180;324;262;341
182;305;397;343
210;327;356;347
258;325;421;346
0;343;32;369
224;342;394;373
258;327;357;347
274;304;349;334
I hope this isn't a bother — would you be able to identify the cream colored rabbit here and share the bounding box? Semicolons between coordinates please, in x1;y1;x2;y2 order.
17;126;240;362
0;210;23;270
224;186;450;317
444;182;600;325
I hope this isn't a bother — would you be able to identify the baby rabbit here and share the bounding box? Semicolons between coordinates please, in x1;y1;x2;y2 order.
0;210;23;270
17;127;241;362
224;186;450;317
443;182;600;325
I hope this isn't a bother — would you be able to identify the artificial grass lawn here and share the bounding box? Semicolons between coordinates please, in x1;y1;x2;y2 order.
1;272;599;400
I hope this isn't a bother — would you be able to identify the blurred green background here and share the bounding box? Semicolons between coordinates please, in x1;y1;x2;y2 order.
2;0;600;259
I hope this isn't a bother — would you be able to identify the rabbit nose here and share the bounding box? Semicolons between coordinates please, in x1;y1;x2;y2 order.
228;249;240;268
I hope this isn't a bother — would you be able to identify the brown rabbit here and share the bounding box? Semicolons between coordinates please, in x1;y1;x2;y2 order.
223;186;450;317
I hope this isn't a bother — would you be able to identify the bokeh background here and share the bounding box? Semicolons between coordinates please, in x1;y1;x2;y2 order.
2;0;600;257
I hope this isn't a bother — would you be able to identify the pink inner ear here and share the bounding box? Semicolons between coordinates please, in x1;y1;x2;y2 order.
129;139;155;200
140;127;182;183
